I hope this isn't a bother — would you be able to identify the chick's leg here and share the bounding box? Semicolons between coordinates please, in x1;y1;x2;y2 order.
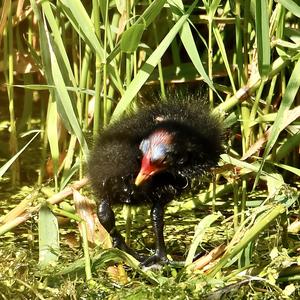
141;202;169;266
97;199;144;260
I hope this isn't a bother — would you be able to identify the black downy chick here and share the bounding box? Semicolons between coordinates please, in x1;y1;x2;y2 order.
88;93;223;266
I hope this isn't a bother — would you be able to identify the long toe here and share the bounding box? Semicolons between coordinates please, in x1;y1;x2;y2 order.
140;253;169;267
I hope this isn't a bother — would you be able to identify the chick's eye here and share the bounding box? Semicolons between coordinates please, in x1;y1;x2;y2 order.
161;156;168;165
151;154;169;166
139;139;149;154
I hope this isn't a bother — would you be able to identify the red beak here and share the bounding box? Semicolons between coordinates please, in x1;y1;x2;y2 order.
135;156;159;186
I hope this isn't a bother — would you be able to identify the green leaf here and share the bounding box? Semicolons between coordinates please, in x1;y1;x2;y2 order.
32;0;89;159
278;0;300;18
208;204;287;277
120;24;146;53
55;248;159;284
254;57;300;189
48;42;89;159
268;161;300;177
265;167;284;197
0;132;40;179
221;154;268;177
255;0;270;77
59;0;123;93
46;100;59;177
60;159;80;190
213;55;288;113
107;0;167;63
42;2;78;89
169;0;221;98
135;0;167;28
276;131;300;162
284;28;300;45
39;204;60;268
111;0;198;121
116;0;126;14
185;212;221;266
212;23;236;93
207;0;222;18
59;0;104;60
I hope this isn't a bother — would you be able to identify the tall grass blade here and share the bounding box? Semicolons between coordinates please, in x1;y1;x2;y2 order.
170;0;221;98
208;187;298;277
59;0;104;60
213;55;290;113
45;28;89;159
0;132;40;178
278;0;300;18
42;2;78;89
212;24;236;93
221;154;269;178
46;99;59;188
106;0;167;63
60;159;80;190
268;162;300;177
59;0;123;93
185;212;221;266
276;132;300;161
31;1;89;159
253;57;300;189
255;0;270;77
111;0;198;121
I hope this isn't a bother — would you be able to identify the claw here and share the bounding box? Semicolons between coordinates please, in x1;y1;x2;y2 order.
112;236;147;261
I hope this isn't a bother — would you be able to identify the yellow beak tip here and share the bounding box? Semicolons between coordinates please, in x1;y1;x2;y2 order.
135;173;147;186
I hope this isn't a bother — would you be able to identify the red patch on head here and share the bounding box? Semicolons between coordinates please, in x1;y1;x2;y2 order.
135;129;173;186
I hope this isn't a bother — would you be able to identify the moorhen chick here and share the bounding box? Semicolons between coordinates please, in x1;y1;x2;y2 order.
88;93;223;266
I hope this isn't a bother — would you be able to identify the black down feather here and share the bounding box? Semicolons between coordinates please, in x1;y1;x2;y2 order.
88;93;223;207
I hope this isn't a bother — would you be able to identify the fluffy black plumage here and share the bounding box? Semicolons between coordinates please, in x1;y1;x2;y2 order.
88;93;223;265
